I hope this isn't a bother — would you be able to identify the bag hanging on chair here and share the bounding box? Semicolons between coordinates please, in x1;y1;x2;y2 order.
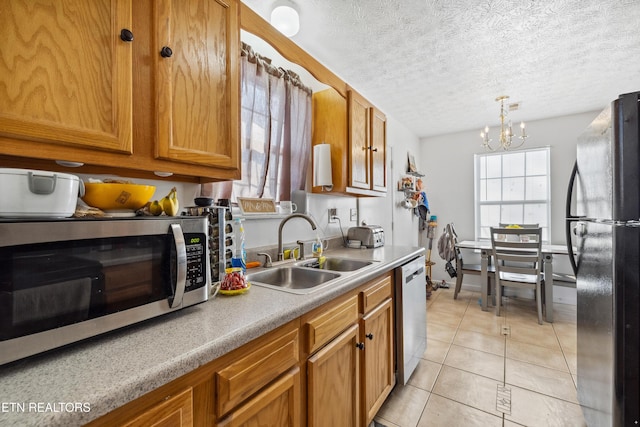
438;223;457;277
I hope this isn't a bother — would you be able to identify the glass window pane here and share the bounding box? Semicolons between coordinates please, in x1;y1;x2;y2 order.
524;203;548;226
502;152;525;177
486;178;501;201
480;226;491;239
486;155;501;178
480;205;501;228
480;179;487;201
503;177;525;201
479;156;486;179
501;204;523;224
526;150;548;176
526;176;547;200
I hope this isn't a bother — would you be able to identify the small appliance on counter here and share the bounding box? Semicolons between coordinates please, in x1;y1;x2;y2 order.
0;216;210;366
184;204;234;283
0;168;81;218
347;225;384;248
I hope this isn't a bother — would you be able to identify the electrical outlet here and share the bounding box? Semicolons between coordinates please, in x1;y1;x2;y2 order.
328;208;337;223
350;208;357;222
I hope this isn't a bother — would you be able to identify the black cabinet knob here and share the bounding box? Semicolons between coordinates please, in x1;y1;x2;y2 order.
355;342;365;350
160;46;173;58
120;29;134;42
366;333;374;340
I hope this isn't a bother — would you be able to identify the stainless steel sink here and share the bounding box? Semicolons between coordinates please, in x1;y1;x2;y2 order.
247;266;340;294
297;257;374;272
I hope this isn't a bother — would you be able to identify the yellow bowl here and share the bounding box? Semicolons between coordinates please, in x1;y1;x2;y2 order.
82;183;156;211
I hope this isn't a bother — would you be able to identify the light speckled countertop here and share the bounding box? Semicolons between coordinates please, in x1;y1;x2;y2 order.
0;245;423;427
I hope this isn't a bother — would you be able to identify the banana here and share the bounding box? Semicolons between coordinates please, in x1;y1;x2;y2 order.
161;187;179;216
149;200;164;216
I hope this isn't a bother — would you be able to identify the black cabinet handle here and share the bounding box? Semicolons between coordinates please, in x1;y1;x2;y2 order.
371;147;378;152
355;342;365;350
120;29;134;42
366;333;374;340
160;46;173;58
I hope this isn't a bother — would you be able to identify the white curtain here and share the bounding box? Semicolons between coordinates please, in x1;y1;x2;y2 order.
202;43;311;202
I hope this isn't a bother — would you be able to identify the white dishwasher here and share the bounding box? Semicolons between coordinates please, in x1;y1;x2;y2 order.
395;255;427;385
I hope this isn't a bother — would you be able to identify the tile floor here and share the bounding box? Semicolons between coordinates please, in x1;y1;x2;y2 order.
375;286;586;427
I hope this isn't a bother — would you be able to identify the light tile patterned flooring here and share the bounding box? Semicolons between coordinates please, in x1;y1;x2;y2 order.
375;286;586;427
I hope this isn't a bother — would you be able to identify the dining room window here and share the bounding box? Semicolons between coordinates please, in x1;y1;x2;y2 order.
474;147;551;242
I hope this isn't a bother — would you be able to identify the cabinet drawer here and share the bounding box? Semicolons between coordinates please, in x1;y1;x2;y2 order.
122;387;193;427
217;368;300;427
360;273;392;314
216;328;299;417
305;295;359;354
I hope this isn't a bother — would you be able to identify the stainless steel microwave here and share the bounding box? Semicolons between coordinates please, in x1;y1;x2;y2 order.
0;216;210;365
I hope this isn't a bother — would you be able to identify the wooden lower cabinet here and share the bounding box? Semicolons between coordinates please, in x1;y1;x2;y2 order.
122;388;193;427
217;368;300;427
360;298;394;426
87;273;396;427
307;323;360;427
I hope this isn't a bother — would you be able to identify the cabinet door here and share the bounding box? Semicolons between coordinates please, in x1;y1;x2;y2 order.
348;90;371;190
361;299;394;426
122;388;193;427
370;107;387;193
155;0;240;170
0;0;133;154
307;324;360;427
217;368;300;427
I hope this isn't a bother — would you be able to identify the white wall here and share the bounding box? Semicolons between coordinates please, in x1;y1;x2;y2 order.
420;110;601;285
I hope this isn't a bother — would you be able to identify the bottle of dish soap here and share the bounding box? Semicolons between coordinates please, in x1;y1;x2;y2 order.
312;235;323;258
231;218;246;272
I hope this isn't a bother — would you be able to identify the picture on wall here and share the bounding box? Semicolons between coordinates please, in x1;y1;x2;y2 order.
408;153;417;173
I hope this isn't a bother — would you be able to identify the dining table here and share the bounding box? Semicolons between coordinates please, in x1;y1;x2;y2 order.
455;240;571;323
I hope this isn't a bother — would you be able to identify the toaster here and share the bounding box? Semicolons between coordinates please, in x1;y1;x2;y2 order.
347;225;385;248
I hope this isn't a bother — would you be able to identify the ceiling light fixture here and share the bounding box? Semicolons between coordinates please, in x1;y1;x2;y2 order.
270;4;299;37
480;95;529;151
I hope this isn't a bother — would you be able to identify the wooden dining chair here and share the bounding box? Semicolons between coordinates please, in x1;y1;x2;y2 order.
449;223;494;301
490;226;544;324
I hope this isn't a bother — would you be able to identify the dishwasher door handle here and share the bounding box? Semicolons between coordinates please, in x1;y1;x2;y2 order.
405;267;424;284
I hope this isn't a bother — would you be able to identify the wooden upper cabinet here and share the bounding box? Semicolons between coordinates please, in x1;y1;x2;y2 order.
348;91;371;191
154;0;240;170
347;89;387;195
370;107;387;193
0;0;133;154
312;88;386;197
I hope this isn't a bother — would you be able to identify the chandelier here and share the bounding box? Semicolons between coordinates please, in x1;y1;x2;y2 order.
480;95;529;151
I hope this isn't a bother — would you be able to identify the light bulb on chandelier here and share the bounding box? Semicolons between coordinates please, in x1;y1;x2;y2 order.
480;95;529;151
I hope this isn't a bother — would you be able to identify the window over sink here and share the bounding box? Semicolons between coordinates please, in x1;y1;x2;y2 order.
202;40;313;203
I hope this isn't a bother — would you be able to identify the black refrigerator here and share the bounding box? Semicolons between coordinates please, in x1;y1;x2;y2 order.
566;91;640;426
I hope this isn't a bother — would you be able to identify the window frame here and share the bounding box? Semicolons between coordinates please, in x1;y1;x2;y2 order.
473;146;551;242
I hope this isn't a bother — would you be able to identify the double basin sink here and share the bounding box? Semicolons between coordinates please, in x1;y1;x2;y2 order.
246;257;376;294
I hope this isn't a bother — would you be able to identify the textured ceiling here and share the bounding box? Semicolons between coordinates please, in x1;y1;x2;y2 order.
241;0;640;138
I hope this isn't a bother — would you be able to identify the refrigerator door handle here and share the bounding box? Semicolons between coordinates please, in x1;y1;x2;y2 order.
566;161;585;275
573;222;587;237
